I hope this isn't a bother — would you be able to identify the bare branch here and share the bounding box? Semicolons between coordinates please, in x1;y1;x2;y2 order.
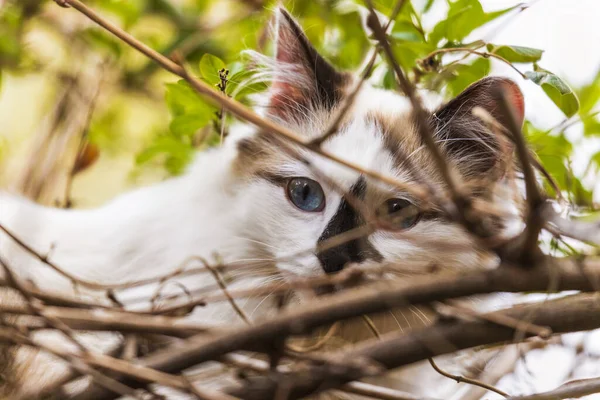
494;87;546;263
364;1;462;210
226;293;600;399
420;47;528;80
77;257;600;399
428;357;509;398
544;207;600;246
461;341;548;400
53;0;430;203
0;303;213;337
309;50;378;147
507;376;600;400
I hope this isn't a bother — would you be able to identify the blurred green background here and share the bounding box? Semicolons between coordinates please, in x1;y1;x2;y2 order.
0;0;598;226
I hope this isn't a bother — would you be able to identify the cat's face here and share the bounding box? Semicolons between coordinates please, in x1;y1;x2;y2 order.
234;8;524;279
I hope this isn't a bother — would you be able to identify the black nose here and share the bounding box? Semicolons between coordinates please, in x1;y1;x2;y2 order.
316;178;381;274
317;241;359;274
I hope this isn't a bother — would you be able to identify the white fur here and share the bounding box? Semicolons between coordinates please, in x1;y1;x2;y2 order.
0;11;526;399
0;80;513;399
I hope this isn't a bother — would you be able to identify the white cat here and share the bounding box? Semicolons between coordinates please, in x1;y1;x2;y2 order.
0;7;526;399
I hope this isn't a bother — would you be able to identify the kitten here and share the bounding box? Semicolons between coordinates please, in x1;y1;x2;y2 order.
0;7;524;399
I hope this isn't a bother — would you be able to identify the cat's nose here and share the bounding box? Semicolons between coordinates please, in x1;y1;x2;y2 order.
316;178;382;274
317;245;354;274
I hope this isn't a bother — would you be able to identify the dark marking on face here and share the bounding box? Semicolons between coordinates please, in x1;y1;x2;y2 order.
317;177;383;274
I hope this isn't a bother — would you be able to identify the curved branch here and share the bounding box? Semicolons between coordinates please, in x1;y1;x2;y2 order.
227;293;600;399
507;376;600;400
76;256;600;399
54;0;430;204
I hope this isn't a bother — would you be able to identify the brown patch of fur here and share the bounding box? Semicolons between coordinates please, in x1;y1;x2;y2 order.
366;111;448;192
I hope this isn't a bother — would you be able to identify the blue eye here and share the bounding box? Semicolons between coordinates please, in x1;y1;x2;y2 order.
286;177;325;212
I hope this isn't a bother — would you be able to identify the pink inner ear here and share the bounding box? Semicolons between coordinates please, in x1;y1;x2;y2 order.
269;81;306;118
501;80;525;126
275;20;303;66
268;15;312;120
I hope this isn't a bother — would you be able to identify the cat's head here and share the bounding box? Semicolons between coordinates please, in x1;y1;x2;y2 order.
233;8;524;278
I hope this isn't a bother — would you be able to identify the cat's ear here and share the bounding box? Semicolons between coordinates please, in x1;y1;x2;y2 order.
267;8;349;121
432;76;524;177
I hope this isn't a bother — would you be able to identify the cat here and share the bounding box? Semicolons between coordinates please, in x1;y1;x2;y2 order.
0;7;525;399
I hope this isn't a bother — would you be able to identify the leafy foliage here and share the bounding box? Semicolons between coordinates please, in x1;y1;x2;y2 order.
525;122;592;206
486;44;543;63
428;0;517;45
0;0;598;207
526;66;580;118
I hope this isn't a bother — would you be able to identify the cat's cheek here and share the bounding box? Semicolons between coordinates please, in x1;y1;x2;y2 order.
275;253;323;278
368;221;485;273
369;232;423;271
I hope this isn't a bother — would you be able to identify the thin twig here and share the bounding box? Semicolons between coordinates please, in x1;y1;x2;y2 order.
286;322;340;353
221;353;436;400
225;293;600;399
507;376;600;400
420;47;528;79
438;301;552;339
54;0;430;203
203;259;251;325
309;50;377;147
461;341;547;400
0;302;213;337
77;257;600;399
428;357;509;398
364;0;465;222
494;87;545;262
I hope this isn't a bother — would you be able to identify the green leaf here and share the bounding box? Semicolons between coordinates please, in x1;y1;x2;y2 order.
588;151;600;175
429;0;517;45
525;121;573;159
391;20;423;43
382;68;396;90
169;113;211;138
136;135;194;175
422;0;435;13
526;68;580;118
233;81;267;104
81;28;122;58
223;67;267;103
98;0;145;28
486;44;544;63
199;54;226;85
164;154;191;175
303;8;370;69
569;176;594;207
446;58;491;97
577;69;600;115
165;80;209;116
227;61;244;78
392;41;436;72
522;121;592;202
583;117;600;137
0;5;21;66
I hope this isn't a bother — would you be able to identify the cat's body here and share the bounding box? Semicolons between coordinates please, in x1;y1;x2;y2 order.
0;8;526;399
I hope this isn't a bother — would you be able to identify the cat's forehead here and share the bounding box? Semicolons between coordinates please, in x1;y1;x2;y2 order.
303;85;432;189
234;83;439;194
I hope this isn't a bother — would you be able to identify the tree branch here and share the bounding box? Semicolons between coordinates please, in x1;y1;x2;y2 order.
507;376;600;400
74;256;600;399
53;0;430;203
226;293;600;399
